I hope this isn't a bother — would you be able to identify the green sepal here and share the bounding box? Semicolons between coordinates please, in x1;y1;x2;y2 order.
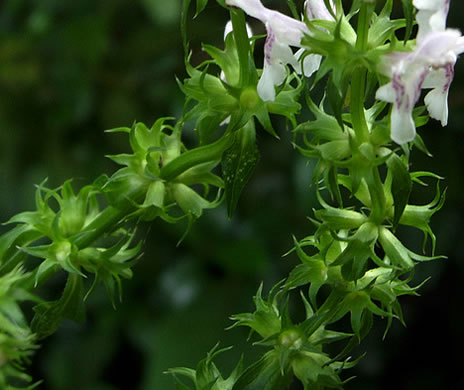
368;0;405;48
31;274;86;340
143;180;166;209
314;195;367;231
221;121;260;218
265;73;303;128
167;344;243;390
285;237;328;306
229;283;282;340
291;351;344;389
171;183;221;219
332;290;393;340
399;179;445;253
378;227;414;270
387;153;412;228
80;236;141;307
232;350;292;390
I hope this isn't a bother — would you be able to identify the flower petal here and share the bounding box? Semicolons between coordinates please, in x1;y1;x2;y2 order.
390;105;417;144
305;0;335;21
375;83;395;104
257;62;286;102
413;0;450;40
295;49;322;78
423;64;454;125
225;0;266;20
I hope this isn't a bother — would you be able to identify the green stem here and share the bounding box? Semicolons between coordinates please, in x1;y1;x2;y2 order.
160;134;234;181
350;68;369;143
350;3;386;223
350;2;373;144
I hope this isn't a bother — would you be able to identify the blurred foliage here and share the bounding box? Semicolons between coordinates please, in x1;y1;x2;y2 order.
0;0;464;389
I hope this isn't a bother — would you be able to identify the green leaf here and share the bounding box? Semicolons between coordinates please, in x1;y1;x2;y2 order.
31;274;86;339
387;153;412;228
222;121;260;218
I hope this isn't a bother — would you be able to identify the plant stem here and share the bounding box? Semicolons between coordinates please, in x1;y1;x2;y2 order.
350;2;386;222
230;8;251;87
160;134;234;181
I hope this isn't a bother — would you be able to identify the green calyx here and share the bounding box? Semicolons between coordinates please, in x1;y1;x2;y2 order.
239;87;260;111
278;329;303;351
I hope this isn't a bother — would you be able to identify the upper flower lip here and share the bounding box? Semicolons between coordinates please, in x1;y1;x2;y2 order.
226;0;307;45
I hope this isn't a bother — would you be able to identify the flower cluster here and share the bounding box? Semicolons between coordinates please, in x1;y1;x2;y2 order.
225;0;334;101
376;0;464;143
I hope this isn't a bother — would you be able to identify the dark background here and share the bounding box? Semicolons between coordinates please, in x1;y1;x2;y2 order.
0;1;463;389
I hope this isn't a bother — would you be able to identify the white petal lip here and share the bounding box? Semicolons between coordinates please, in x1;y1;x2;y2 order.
390;103;417;144
257;60;285;101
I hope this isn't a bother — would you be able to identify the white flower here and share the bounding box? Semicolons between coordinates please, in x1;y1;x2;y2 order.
226;0;333;101
375;0;464;144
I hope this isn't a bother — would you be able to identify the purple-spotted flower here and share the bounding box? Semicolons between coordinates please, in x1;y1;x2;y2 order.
225;0;334;101
376;0;464;144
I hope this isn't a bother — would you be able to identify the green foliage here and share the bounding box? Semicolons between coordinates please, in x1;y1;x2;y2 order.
0;267;37;388
0;0;458;388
